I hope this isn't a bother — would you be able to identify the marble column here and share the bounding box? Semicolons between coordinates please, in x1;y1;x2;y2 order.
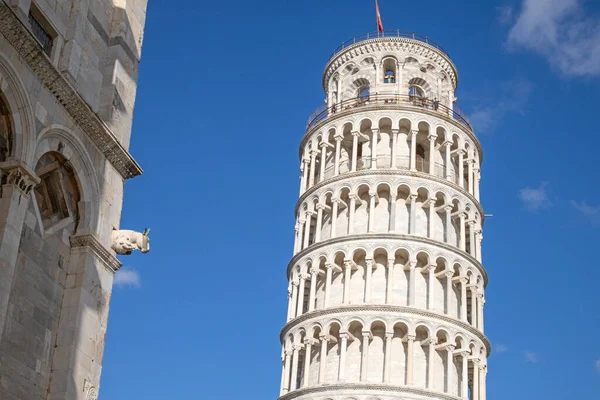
314;204;324;243
459;212;467;251
446;345;456;393
282;349;292;393
334;135;343;176
370;129;379;170
427;265;436;310
406;334;416;385
445;271;454;315
331;199;339;238
408;261;417;307
472;362;480;400
391;130;399;169
468;159;474;195
0;161;39;342
303;212;313;249
468;222;476;257
365;259;374;303
427;339;437;389
478;293;485;332
300;158;309;195
308;150;318;188
410;130;418;171
297;218;305;252
386;259;395;304
389;193;397;232
302;339;313;388
348;195;357;234
351;132;359;172
460;277;468;322
368;191;377;233
290;280;299;319
469;284;478;328
384;332;393;383
458;150;465;188
360;331;371;382
444;141;453;181
324;264;333;308
318;335;329;384
428;134;437;174
319;142;327;182
343;261;352;304
445;205;453;244
461;352;469;399
409;194;417;234
428;200;436;239
338;333;349;381
308;267;318;312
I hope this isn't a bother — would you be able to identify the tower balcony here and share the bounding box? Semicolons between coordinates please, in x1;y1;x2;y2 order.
307;94;472;133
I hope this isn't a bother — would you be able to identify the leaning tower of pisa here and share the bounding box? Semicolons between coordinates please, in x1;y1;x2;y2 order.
279;31;488;400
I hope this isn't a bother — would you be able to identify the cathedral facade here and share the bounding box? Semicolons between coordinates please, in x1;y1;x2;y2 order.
0;1;149;399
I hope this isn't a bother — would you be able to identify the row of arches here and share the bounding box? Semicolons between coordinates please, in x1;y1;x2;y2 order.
300;116;481;202
287;247;485;332
294;181;483;262
281;319;487;400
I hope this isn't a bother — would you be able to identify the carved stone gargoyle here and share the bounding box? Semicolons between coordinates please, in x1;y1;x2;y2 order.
111;228;150;255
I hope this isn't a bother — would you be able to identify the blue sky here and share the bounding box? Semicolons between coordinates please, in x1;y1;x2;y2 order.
100;0;600;398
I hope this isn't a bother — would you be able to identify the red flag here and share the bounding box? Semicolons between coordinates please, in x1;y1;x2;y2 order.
376;0;384;32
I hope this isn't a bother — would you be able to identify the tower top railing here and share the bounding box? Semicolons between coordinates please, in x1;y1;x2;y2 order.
328;30;448;62
306;94;472;132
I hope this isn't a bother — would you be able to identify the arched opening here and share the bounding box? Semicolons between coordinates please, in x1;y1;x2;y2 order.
416;144;426;172
33;152;81;233
358;85;370;99
0;94;13;162
383;58;397;84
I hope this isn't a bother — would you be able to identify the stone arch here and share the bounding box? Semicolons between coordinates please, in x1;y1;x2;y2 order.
34;126;101;236
0;52;36;163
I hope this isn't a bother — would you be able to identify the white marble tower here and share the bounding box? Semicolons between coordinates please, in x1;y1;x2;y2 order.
279;31;488;400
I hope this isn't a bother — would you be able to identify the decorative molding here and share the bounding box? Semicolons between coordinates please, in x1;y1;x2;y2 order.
280;305;491;355
278;383;464;400
287;234;488;286
70;234;122;273
0;159;40;195
295;169;484;221
0;3;142;179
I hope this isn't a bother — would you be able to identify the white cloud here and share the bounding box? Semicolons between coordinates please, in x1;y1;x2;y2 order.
595;360;600;374
570;201;600;223
495;344;509;354
525;351;539;363
519;182;551;211
497;5;514;25
114;268;141;288
507;0;600;77
468;79;534;132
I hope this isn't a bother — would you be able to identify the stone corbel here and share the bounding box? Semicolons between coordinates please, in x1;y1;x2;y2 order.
0;160;40;195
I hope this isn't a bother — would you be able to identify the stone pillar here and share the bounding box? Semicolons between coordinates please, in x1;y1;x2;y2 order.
410;130;418;171
348;195;357;234
409;194;417;234
308;267;318;312
303;212;312;249
476;230;483;262
290;344;301;390
314;204;324;243
290;279;299;319
297;218;305;252
428;134;437;174
48;234;122;400
478;293;485;332
331;199;339;238
445;271;454;315
460;277;468;322
370;129;378;170
296;274;306;317
475;167;481;201
343;261;352;304
384;332;393;383
338;333;349;381
459;212;467;251
444;141;453;181
481;366;488;400
468;221;476;257
368;191;376;233
461;352;469;399
458;150;465;188
445;205;453;244
386;259;395;304
406;334;416;385
468;159;474;195
427;339;437;389
303;339;313;388
428;200;436;238
324;263;333;308
319;142;327;182
282;349;292;393
364;259;374;303
300;159;308;196
308;150;318;187
446;345;456;393
351;132;359;172
472;361;480;400
287;283;294;321
334;135;342;176
469;284;478;328
408;261;417;306
293;222;300;255
389;193;397;232
391;130;399;169
0;161;38;343
360;331;371;382
280;349;287;395
318;335;328;384
427;265;436;310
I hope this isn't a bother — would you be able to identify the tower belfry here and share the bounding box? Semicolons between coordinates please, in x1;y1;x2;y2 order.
279;30;488;400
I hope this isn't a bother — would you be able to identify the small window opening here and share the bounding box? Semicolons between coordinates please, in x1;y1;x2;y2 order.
29;7;55;56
